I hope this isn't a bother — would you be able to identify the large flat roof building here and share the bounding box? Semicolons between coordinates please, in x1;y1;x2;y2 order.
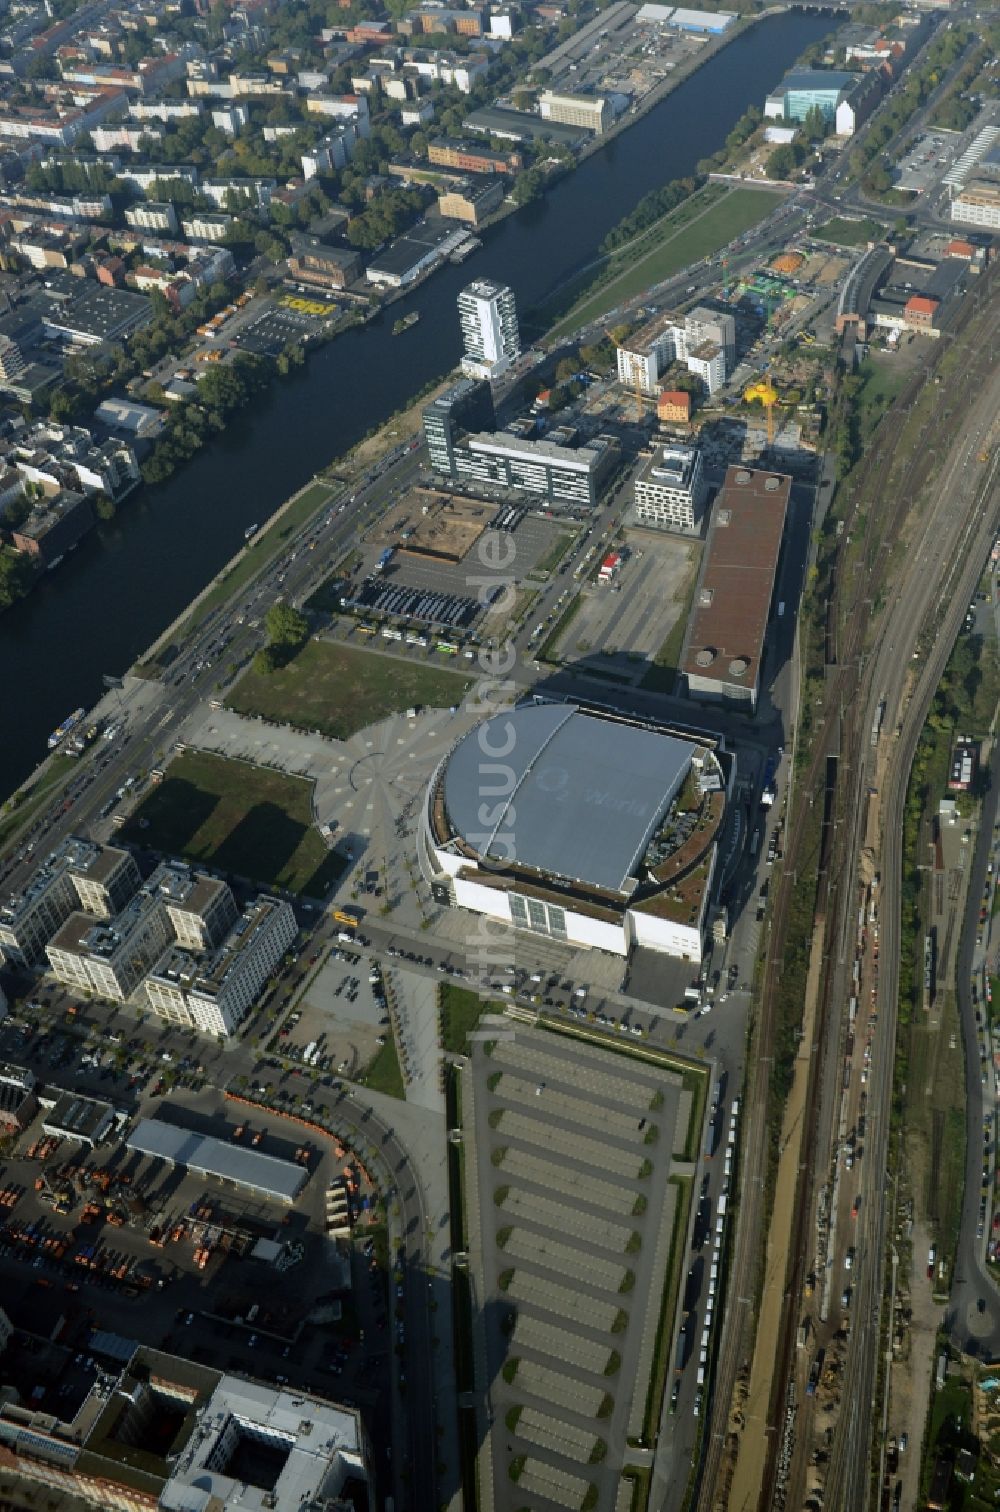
126;1118;307;1203
951;178;1000;231
681;465;791;712
424;701;731;961
764;68;859;124
452;429;619;507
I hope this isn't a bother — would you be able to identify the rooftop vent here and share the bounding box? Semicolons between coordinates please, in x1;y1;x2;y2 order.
698;588;714;607
734;469;752;485
695;648;717;667
764;475;782;490
717;509;731;526
728;657;749;678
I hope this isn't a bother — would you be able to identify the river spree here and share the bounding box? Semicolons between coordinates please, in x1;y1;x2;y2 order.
2;9;831;801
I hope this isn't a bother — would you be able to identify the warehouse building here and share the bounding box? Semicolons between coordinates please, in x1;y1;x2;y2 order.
423;700;731;961
633;443;707;533
126;1118;308;1203
0;1065;37;1133
42;1090;114;1147
681;465;791;712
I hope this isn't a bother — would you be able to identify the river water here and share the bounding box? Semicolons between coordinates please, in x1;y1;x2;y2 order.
2;9;831;801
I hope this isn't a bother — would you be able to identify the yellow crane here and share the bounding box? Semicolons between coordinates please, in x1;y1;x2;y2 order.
743;377;782;449
609;332;646;422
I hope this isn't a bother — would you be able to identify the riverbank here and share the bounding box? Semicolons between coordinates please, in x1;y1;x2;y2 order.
0;10;833;805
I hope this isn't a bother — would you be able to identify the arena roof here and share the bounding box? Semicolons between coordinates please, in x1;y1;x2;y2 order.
442;703;696;892
126;1118;307;1203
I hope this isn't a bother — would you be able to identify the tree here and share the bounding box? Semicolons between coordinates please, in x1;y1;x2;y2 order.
265;602;309;651
0;546;35;611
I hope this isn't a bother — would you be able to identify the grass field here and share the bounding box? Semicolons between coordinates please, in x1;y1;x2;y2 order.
440;983;497;1053
361;1034;405;1098
813;216;885;247
122;749;345;897
226;639;474;741
545;187;786;340
855;356;908;448
0;755;75;851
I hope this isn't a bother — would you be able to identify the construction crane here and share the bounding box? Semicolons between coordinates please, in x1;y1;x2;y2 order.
743;377;782;449
609;332;646;422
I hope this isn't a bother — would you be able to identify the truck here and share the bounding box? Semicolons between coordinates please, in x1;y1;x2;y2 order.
760;753;778;808
674;1319;689;1373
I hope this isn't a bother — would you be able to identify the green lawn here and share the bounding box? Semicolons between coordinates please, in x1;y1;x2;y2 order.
360;1034;405;1098
813;216;885;247
546;187;786;340
226;638;474;741
440;983;498;1053
855;356;908;448
0;755;75;851
122;749;345;897
530;530;576;579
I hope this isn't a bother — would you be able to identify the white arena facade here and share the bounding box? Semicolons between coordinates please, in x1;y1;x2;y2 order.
422;702;732;961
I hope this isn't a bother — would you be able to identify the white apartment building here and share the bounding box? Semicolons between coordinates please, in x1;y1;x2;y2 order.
145;897;296;1036
616;305;734;397
125;200;178;234
951;179;1000;230
634;443;707;532
458;278;520;380
47;893;173;1001
685;341;726;395
145;861;238;949
181;212;233;242
0;838;139;967
538;89;612;133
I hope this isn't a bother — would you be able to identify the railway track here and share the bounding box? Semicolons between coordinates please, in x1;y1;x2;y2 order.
698;264;1000;1512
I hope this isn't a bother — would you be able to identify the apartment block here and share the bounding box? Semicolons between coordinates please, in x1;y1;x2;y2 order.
145;861;238;949
145;897;296;1036
47;891;173;1001
0;838;140;967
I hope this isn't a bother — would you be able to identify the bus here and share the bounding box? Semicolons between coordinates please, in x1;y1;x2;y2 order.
331;905;364;928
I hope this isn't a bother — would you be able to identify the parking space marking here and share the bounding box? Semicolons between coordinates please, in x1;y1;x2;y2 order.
504;1227;626;1294
498;1186;634;1254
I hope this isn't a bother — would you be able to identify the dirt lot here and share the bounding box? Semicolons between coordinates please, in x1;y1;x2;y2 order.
369;489;493;563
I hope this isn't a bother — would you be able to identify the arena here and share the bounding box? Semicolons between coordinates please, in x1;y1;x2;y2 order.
422;701;732;961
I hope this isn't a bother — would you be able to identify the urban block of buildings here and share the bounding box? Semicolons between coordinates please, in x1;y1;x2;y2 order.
950;178;1000;231
0;1347;370;1512
0;842;294;1036
616;306;736;397
423;700;731;962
